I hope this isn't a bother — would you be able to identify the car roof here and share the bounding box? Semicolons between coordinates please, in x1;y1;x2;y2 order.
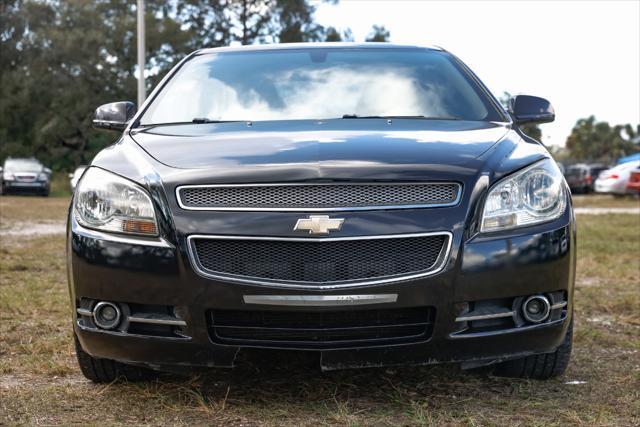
196;42;444;55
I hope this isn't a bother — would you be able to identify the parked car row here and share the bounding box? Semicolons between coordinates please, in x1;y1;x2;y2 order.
0;159;92;197
0;157;51;196
563;163;608;194
563;160;640;196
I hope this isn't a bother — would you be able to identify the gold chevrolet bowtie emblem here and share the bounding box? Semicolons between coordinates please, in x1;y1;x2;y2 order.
294;215;344;235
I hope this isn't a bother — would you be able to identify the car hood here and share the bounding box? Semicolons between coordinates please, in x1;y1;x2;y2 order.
130;119;509;182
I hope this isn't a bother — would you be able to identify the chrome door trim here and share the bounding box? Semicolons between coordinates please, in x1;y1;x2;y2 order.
175;182;462;212
186;231;453;290
243;294;398;306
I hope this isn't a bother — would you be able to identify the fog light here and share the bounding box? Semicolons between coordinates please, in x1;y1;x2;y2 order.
522;295;551;323
93;301;122;330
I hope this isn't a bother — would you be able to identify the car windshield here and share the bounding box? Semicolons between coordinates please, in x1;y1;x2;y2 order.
140;47;504;124
4;159;42;172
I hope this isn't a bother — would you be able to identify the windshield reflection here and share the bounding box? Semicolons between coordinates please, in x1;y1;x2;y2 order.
142;49;499;124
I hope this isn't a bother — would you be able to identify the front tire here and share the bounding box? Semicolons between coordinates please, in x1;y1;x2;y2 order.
74;335;156;383
493;319;573;380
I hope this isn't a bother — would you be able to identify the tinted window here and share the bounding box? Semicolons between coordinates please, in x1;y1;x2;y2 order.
141;48;503;124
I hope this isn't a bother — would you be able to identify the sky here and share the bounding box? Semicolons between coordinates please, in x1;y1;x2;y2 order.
314;0;640;146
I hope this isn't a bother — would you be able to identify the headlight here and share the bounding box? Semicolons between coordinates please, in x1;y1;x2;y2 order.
37;173;48;181
74;168;158;236
3;172;15;181
481;158;566;232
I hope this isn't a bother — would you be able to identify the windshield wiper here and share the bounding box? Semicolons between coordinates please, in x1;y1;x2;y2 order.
135;119;245;128
191;118;245;124
341;114;461;120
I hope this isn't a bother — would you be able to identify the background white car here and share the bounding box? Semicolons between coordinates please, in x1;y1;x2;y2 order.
594;160;640;195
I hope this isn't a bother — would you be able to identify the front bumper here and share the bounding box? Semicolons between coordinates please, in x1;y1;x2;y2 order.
69;210;575;371
3;181;49;193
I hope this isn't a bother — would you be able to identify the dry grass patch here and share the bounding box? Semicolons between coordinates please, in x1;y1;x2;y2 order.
572;194;639;208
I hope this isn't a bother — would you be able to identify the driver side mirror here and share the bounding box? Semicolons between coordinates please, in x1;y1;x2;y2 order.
510;95;555;125
93;101;137;131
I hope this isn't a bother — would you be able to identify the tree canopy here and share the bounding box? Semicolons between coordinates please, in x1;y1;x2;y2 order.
0;0;389;170
365;25;390;42
565;116;639;163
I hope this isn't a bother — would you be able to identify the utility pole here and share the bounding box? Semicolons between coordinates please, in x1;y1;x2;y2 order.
137;0;146;107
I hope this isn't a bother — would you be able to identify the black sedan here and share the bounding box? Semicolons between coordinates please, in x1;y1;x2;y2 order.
69;43;574;383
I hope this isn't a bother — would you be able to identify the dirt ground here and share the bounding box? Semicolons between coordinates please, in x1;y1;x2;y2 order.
0;195;639;426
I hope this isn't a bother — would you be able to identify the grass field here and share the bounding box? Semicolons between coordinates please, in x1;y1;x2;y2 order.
1;195;639;425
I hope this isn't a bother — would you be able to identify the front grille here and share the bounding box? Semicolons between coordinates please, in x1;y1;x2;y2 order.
15;174;37;182
177;182;461;211
190;233;449;287
208;307;435;348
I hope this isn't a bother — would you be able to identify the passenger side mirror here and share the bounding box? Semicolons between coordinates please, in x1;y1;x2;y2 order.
510;95;555;125
93;101;137;131
44;167;52;175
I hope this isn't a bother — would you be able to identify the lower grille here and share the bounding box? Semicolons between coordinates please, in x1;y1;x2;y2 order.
190;233;450;287
208;307;435;348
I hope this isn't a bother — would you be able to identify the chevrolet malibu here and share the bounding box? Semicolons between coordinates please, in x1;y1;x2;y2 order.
69;43;574;383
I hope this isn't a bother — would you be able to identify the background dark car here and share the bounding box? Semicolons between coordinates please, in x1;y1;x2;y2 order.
1;157;51;196
564;163;608;194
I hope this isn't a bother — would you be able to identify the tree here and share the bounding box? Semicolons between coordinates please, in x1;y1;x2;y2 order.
365;25;390;42
565;116;639;163
0;0;194;170
177;0;233;49
273;0;325;43
228;0;274;45
0;0;365;170
323;26;353;42
499;92;542;141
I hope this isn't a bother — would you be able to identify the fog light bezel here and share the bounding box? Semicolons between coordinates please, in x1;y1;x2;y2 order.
522;295;551;323
93;301;122;330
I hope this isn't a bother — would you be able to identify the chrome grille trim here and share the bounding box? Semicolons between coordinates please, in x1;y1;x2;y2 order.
186;232;453;290
176;182;462;211
242;294;399;306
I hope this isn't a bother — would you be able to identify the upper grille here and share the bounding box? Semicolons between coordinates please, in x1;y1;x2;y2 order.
177;183;461;211
189;233;450;288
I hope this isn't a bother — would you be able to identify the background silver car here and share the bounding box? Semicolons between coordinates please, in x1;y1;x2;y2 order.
69;166;88;192
1;157;51;197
